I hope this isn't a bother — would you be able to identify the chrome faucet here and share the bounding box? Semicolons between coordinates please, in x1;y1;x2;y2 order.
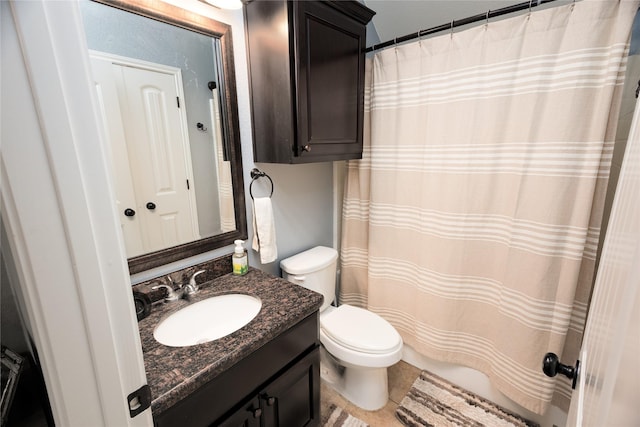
152;276;183;302
152;271;206;302
151;284;183;302
183;270;206;298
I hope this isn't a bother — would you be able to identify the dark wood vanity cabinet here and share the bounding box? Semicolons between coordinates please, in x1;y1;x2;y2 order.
243;0;375;163
218;348;319;427
154;313;320;427
217;398;261;427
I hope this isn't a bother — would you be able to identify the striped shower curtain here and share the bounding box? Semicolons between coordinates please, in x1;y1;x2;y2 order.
210;89;235;233
340;1;638;414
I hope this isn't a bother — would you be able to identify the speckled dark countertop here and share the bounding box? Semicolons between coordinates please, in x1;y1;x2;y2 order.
136;267;323;415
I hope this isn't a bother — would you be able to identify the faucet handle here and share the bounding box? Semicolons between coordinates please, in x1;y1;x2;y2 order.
189;270;206;290
166;275;181;289
152;284;180;302
183;270;206;298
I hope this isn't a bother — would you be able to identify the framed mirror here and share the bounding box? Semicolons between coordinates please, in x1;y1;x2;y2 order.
81;0;247;274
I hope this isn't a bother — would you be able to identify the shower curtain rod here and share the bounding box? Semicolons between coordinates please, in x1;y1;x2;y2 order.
365;0;560;53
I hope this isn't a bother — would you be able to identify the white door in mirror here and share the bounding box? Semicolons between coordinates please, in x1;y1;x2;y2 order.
153;294;261;347
90;53;200;257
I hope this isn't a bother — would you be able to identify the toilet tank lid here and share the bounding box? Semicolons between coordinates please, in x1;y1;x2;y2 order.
280;246;338;275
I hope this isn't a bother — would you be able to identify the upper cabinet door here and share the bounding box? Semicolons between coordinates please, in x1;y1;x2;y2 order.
244;0;374;164
294;2;364;161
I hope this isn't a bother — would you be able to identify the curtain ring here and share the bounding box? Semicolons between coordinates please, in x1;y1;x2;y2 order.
450;20;454;38
485;10;490;28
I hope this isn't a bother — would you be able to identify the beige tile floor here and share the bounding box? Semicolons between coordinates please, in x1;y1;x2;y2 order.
320;360;421;426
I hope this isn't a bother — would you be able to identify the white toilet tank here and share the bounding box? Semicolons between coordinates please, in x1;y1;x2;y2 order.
280;246;338;312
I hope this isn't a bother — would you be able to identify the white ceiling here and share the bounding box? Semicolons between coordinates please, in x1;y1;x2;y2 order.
363;0;572;47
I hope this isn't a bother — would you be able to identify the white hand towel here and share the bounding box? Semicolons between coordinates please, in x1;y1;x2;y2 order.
252;197;277;264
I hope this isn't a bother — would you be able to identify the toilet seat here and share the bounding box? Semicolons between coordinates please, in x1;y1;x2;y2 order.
320;305;403;368
321;305;401;353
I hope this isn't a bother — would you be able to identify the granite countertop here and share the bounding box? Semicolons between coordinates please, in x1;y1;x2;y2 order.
137;268;323;415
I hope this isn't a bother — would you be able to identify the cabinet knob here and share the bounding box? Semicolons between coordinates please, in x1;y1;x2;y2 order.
302;144;311;152
267;396;276;406
146;202;156;210
124;208;136;217
252;408;262;418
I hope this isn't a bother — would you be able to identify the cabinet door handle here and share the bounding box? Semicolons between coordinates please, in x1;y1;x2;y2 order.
266;396;276;406
301;144;311;152
252;407;262;418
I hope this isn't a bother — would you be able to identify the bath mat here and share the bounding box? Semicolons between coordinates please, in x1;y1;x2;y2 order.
323;404;369;427
396;371;539;427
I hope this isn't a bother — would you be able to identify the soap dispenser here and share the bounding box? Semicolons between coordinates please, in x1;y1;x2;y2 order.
232;239;248;276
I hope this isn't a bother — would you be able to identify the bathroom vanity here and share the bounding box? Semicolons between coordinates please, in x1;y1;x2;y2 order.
136;268;323;426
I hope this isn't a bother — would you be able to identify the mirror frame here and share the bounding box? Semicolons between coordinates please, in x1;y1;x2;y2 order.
90;0;247;274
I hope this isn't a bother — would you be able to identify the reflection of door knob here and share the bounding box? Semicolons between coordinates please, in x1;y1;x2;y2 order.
146;202;156;210
124;208;136;217
543;352;580;390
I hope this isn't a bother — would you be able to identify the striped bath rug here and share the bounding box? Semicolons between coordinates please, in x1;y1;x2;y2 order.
323;404;369;427
396;371;539;427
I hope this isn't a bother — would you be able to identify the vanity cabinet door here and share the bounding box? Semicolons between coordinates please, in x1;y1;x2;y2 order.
259;347;320;427
215;397;262;427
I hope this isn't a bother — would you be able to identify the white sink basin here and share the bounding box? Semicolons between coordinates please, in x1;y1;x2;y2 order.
153;294;262;347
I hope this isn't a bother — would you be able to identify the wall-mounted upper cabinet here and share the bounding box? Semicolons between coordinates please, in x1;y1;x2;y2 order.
243;0;375;163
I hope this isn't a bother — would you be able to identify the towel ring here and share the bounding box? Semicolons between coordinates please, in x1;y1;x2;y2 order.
250;168;274;200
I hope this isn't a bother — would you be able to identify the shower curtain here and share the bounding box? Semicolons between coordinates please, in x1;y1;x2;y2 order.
340;1;638;414
209;89;235;233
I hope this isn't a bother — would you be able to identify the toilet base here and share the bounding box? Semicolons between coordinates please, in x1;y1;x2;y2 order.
342;363;389;411
320;348;390;411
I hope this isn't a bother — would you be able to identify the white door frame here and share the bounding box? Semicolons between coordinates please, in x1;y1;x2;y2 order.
1;1;152;425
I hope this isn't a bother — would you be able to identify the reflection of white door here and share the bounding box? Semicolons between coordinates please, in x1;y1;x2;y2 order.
90;53;199;257
91;56;144;256
565;97;640;426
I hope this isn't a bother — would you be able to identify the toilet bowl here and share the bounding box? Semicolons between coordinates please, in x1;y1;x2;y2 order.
280;247;403;411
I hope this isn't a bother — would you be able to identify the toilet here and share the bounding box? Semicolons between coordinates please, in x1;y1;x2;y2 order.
280;246;403;411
